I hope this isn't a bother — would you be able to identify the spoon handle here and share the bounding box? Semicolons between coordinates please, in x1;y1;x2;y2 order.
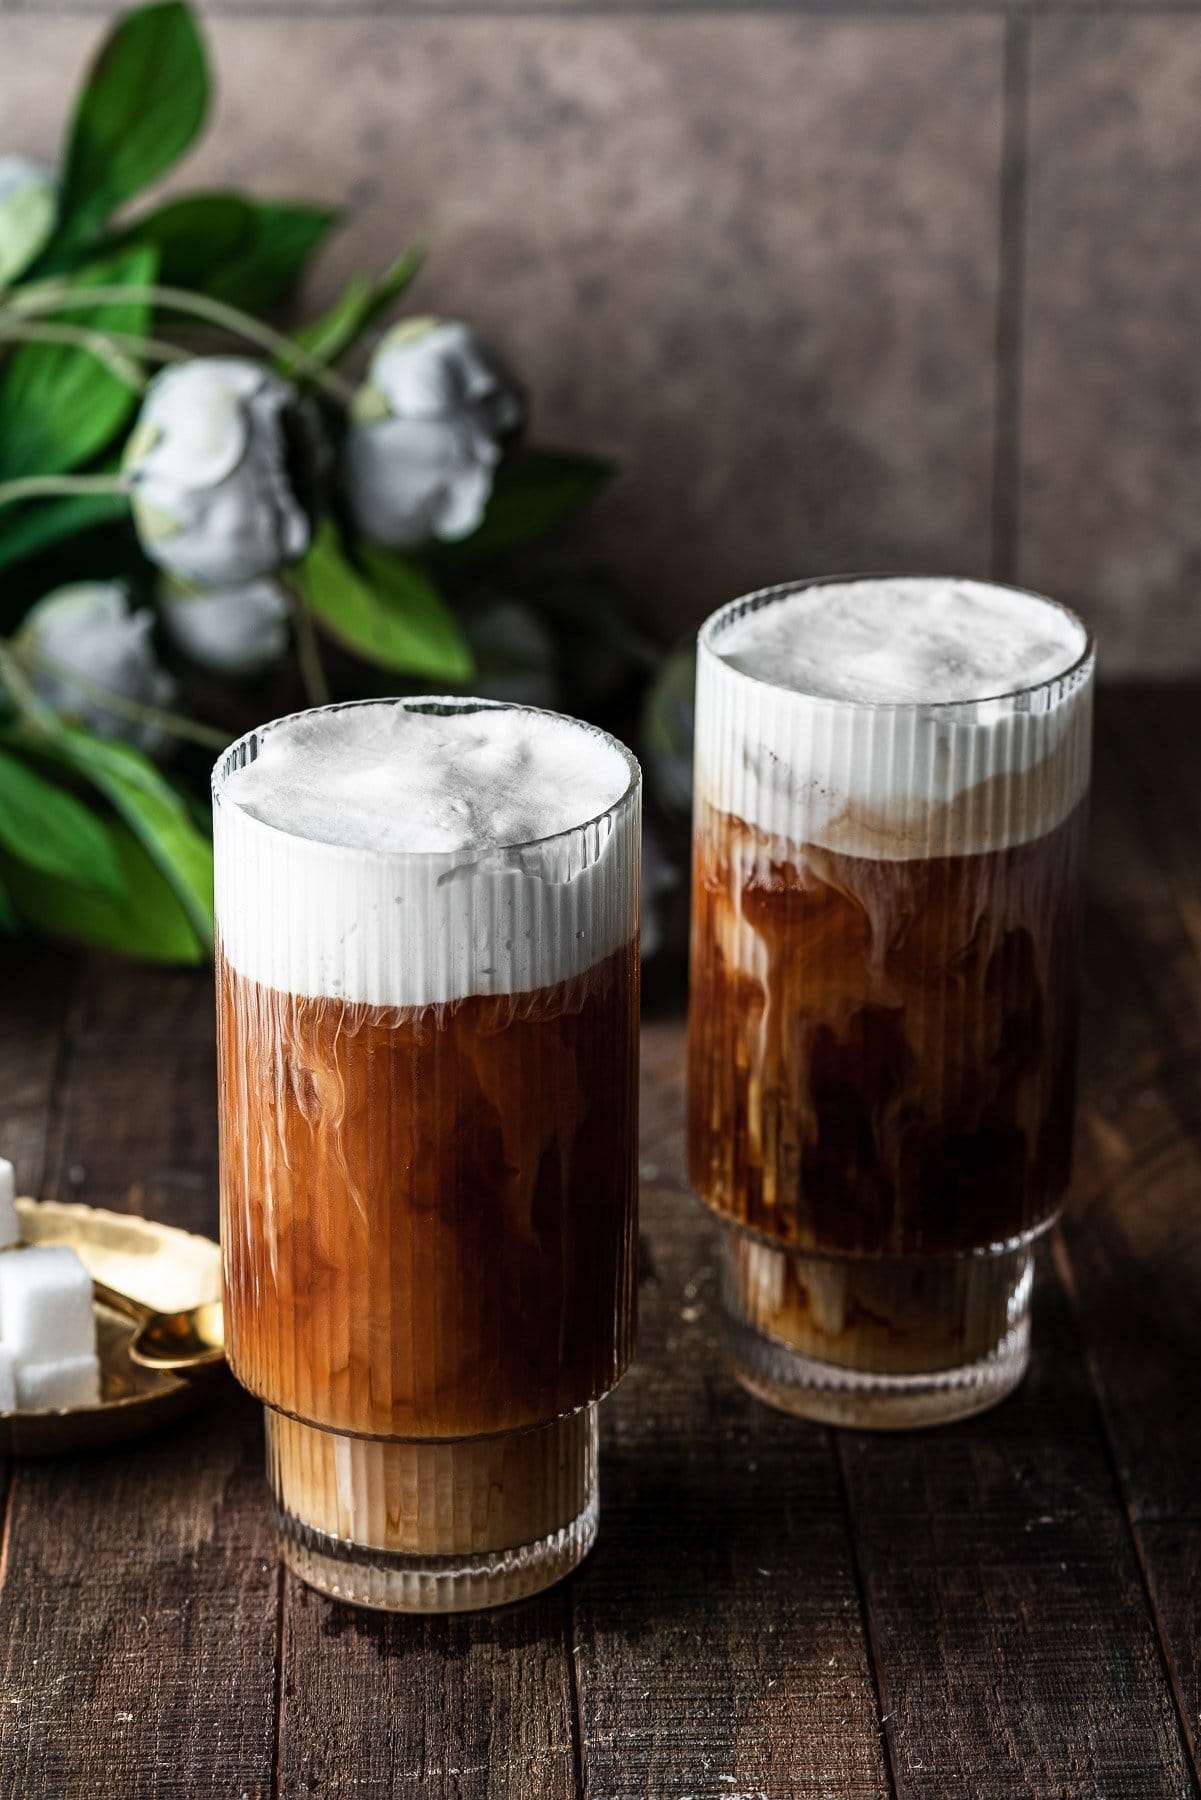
91;1277;155;1325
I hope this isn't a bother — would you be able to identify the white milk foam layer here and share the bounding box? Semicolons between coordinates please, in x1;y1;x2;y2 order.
214;700;640;1008
696;578;1094;861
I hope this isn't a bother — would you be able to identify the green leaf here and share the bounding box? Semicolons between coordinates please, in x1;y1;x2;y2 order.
52;728;214;951
298;524;474;681
1;820;203;963
0;745;128;898
0;244;157;480
436;449;616;564
102;193;334;313
103;191;251;287
0;488;129;576
203;202;336;313
58;1;209;242
286;244;424;370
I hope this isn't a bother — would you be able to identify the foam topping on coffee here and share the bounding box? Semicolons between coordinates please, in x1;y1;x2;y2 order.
695;577;1094;861
214;700;641;1009
713;577;1087;705
225;701;633;854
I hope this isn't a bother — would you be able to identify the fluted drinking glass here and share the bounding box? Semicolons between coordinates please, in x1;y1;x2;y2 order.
214;698;641;1610
688;579;1094;1428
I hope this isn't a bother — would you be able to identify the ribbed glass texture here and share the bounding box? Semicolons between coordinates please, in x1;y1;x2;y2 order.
212;698;639;1600
687;579;1094;1414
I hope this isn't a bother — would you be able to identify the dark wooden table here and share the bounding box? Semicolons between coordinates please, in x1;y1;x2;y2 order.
1;687;1198;1799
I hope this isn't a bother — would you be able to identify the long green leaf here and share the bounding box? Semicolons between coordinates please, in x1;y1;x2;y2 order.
0;745;128;898
0;489;129;576
103;191;251;287
1;822;203;963
0;245;157;480
58;1;209;241
299;525;474;681
436;449;616;563
286;245;424;370
204;202;336;313
52;728;214;950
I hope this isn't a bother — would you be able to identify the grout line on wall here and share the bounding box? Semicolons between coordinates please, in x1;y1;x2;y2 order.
991;13;1030;586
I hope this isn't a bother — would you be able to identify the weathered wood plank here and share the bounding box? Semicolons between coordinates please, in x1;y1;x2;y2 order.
571;1025;892;1800
1141;1522;1201;1768
279;1583;579;1797
1063;699;1201;1526
0;1394;278;1799
1044;694;1201;1774
837;1262;1195;1797
0;957;279;1800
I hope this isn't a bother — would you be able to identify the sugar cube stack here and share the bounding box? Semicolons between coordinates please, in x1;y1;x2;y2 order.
0;1237;101;1414
0;1158;19;1249
15;1356;99;1410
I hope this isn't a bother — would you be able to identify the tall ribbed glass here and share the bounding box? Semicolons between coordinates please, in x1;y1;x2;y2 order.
214;699;640;1610
688;580;1094;1427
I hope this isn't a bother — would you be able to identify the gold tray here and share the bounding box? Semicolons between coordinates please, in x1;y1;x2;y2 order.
1;1199;225;1455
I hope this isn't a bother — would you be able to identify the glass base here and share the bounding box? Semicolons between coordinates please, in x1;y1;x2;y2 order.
266;1403;598;1613
721;1228;1037;1430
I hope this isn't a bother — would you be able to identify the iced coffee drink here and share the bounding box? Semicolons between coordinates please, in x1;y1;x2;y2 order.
688;578;1093;1427
214;699;640;1609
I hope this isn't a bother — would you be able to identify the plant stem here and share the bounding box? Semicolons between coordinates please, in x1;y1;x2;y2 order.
8;283;356;404
0;473;130;513
289;588;331;708
0;320;189;374
8;645;229;750
0;642;58;736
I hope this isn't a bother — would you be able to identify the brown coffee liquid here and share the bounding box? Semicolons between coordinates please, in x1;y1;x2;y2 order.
688;801;1086;1258
218;942;639;1441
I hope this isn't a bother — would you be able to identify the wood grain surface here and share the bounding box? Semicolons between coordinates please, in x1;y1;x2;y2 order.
0;690;1198;1798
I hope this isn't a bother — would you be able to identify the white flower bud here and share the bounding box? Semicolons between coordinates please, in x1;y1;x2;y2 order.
345;319;524;549
0;157;57;287
124;358;318;587
158;576;291;679
17;582;176;754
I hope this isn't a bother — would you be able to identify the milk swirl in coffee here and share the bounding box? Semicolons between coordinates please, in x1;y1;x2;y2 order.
214;699;640;1611
688;578;1093;1427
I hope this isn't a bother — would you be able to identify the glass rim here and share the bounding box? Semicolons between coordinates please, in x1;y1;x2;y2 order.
212;694;642;861
698;573;1096;713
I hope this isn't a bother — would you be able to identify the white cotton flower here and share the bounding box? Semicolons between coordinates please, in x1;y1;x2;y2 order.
345;319;524;549
158;576;291;679
123;358;318;587
17;582;176;754
0;157;57;286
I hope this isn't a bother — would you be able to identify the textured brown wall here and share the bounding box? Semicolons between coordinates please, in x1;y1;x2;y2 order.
2;6;1198;673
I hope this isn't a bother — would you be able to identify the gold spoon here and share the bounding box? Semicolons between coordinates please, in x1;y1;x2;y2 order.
92;1279;225;1374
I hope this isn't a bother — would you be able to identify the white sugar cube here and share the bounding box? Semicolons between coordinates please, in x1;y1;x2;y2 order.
0;1159;18;1249
0;1346;14;1412
0;1245;96;1362
15;1355;100;1410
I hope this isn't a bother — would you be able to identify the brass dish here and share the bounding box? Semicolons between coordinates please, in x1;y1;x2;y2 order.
1;1198;225;1455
